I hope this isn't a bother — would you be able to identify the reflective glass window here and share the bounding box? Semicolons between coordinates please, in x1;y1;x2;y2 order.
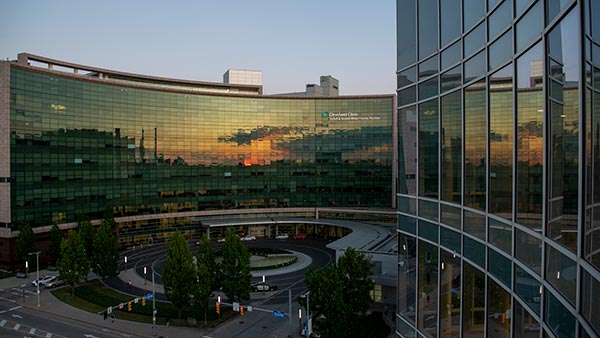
489;248;512;287
489;218;512;254
397;317;416;338
419;220;439;243
489;64;514;219
419;0;438;59
462;262;485;338
398;66;417;88
441;65;463;93
397;0;416;70
514;265;541;315
547;8;580;253
513;298;541;337
545;244;576;306
546;0;572;24
418;240;438;338
441;0;461;47
419;56;439;80
440;226;461;253
442;40;462;70
581;269;600;336
488;0;512;40
489;0;502;10
441;203;462;230
464;0;486;31
419;76;439;100
441;91;462;203
398;195;417;215
465;23;485;58
515;229;542;274
398;234;417;324
487;279;511;338
489;29;513;71
545;290;576;338
516;1;543;53
464;51;486;83
398;106;417;195
419;199;439;222
440;250;461;338
464;236;486;268
593;0;600;38
399;86;417;106
464;210;486;240
515;0;534;18
464;79;487;210
399;214;417;234
419;99;439;198
516;42;544;231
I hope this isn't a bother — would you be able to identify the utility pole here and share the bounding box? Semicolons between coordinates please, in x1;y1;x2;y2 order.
28;251;41;307
288;289;292;335
152;268;156;331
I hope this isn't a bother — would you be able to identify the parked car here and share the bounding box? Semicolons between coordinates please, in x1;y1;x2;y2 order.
275;234;289;240
32;275;57;287
45;276;65;288
251;282;277;292
15;272;27;278
293;234;308;240
217;238;226;243
241;235;257;241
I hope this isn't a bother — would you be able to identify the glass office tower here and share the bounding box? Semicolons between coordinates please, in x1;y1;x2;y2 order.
0;55;394;231
396;1;599;337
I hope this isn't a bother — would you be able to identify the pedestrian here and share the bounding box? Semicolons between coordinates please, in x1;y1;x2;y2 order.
128;280;132;291
111;311;115;323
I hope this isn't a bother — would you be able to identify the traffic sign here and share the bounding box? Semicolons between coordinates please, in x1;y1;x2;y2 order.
273;311;285;318
145;293;154;300
233;302;240;311
247;306;253;312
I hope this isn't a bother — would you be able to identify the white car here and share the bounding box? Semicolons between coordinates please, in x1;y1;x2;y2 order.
32;275;57;287
241;235;257;241
217;238;226;243
275;234;289;240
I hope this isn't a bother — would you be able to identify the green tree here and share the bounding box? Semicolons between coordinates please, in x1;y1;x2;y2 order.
91;219;118;278
192;234;216;324
16;222;35;266
337;247;374;315
58;230;88;296
47;224;63;265
304;247;374;338
77;214;94;256
163;231;195;319
102;206;116;230
219;228;251;302
305;265;351;338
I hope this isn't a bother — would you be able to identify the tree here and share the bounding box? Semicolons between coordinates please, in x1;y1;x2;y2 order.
163;231;195;319
77;214;94;256
91;219;118;278
58;230;89;296
219;228;251;302
304;247;374;338
47;224;63;265
337;247;374;315
16;222;35;266
192;234;216;325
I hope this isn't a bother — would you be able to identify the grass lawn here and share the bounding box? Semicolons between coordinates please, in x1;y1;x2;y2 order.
250;255;297;270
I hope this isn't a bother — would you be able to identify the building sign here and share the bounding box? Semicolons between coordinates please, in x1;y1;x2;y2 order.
321;111;381;121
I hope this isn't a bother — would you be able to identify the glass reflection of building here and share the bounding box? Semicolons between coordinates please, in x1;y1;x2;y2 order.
396;1;600;338
0;54;394;245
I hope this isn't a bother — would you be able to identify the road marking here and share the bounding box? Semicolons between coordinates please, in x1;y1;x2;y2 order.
84;334;99;338
12;313;23;319
0;296;17;303
0;305;21;314
13;323;20;330
29;327;36;334
46;332;53;338
0;319;5;327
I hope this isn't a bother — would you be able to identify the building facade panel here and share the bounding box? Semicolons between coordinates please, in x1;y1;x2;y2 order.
397;1;600;337
0;62;11;224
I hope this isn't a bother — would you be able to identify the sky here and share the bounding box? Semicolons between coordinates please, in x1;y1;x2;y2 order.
0;1;396;95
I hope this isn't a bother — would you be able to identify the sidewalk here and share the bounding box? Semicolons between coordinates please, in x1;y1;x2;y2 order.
0;271;208;338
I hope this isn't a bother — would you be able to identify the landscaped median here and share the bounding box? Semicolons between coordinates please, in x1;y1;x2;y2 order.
51;280;231;327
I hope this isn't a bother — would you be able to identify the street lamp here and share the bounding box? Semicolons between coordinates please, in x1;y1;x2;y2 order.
25;260;29;278
298;308;302;334
28;251;41;307
124;256;128;270
144;266;147;285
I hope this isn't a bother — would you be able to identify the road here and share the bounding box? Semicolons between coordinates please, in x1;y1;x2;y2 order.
0;285;144;338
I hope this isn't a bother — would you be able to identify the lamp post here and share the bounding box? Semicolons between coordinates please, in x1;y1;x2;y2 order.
124;256;127;271
25;260;29;278
28;251;41;307
144;266;147;285
299;308;302;334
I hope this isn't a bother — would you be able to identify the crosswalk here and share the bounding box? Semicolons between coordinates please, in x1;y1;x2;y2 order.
0;316;66;338
0;288;65;338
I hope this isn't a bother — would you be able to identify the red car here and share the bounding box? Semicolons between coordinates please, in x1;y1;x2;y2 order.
293;234;308;240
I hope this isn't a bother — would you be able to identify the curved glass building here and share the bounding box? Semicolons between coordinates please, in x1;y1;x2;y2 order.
0;54;395;261
396;0;599;337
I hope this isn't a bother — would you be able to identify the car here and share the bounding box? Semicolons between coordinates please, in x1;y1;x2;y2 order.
45;276;65;288
293;234;308;240
32;275;57;287
251;282;277;292
275;234;289;240
217;238;226;243
15;272;27;279
241;235;257;241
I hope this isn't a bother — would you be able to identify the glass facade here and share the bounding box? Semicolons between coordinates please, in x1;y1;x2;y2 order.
397;1;600;337
3;66;393;229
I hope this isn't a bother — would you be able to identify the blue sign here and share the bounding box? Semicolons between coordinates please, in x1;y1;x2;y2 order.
145;293;154;300
272;311;286;318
